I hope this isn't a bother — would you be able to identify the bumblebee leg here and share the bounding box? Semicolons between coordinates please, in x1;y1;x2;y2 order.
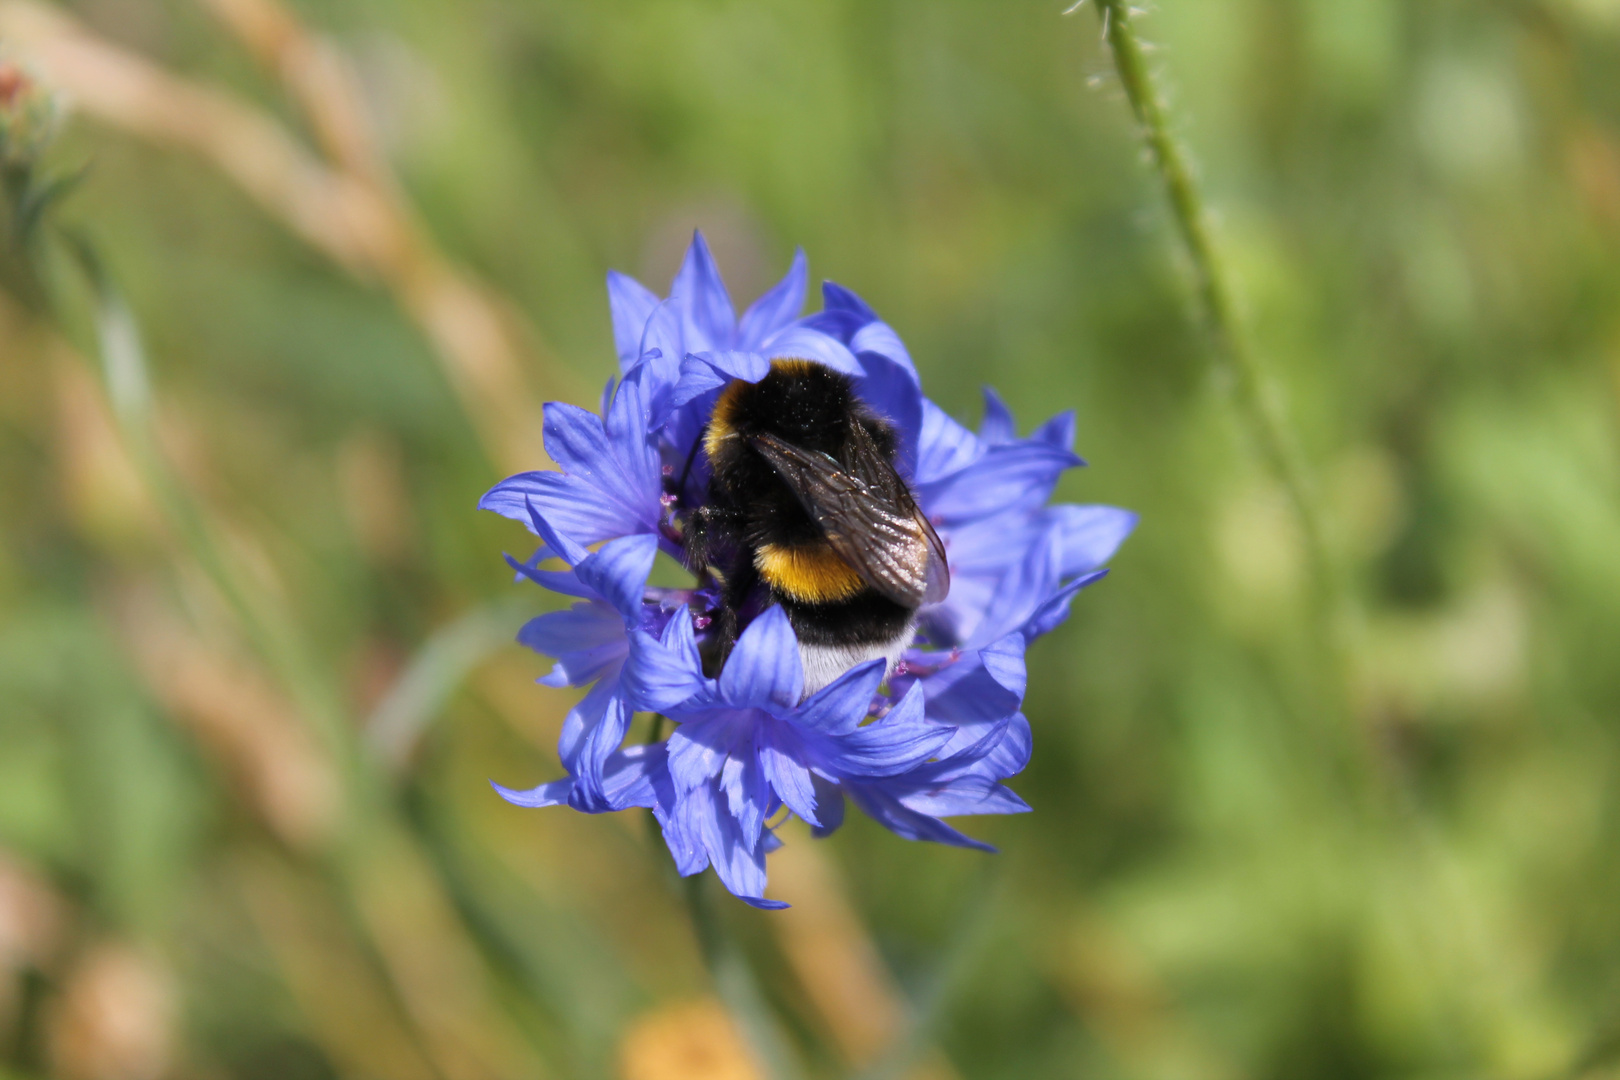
707;554;761;675
684;503;744;575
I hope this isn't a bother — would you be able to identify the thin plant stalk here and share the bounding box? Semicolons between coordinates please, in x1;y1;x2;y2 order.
66;237;356;766
641;712;802;1079
44;235;547;1077
681;874;803;1080
1090;0;1339;630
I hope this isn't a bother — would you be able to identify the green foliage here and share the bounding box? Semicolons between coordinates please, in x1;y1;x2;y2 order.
4;0;1620;1077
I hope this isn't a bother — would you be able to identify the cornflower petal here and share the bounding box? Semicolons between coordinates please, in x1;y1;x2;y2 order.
900;777;1031;820
575;534;659;619
608;270;660;369
845;784;999;853
759;723;821;827
665;713;738;794
653;772;709;876
849;320;918;379
821;281;877;321
961;523;1064;650
623;607;708;713
517;604;626;687
1031;409;1076;450
808;774;846;838
492;728;666;813
670;231;737;350
693;782;788;910
794;659;887;735
480;471;634;547
1049;504;1138;577
1023;569;1108;642
982;713;1033;779
916;399;983;484
718;605;803;710
979;387;1019;446
832;684;954;776
851;351;923;480
755;325;863;376
491;777;571;808
720;735;773;845
603;366;665;509
634;309;685;395
505;549;592;599
558;676;636;811
899;632;1027;727
917;440;1083;526
667;351;772;418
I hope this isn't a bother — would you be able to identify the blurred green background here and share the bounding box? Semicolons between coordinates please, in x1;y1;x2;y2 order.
4;0;1620;1077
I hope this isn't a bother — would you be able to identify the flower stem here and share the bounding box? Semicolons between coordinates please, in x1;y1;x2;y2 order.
681;873;803;1080
639;714;800;1076
1092;0;1337;620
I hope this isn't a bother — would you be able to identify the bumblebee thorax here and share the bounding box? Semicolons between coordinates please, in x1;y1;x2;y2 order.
704;359;856;469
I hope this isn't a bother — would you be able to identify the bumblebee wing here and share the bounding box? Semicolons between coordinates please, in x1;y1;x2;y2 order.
750;427;950;607
839;422;951;606
913;501;951;606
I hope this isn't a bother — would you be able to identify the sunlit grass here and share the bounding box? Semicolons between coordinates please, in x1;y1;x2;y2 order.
3;0;1620;1077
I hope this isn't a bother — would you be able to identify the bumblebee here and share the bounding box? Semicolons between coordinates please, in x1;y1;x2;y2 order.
685;358;949;695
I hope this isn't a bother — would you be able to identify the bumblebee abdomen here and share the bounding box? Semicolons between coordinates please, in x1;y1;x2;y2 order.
755;541;865;604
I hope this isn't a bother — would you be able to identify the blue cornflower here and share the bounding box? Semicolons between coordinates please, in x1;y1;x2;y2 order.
482;233;1134;906
496;504;668;814
625;605;953;908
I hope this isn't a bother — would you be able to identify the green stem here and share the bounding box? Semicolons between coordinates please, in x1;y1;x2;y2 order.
1092;0;1337;621
66;236;356;769
640;714;801;1078
680;873;801;1080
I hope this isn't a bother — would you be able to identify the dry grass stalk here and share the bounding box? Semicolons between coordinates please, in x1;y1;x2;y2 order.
196;0;391;187
344;828;546;1080
0;0;552;474
768;840;958;1079
1044;909;1236;1080
0;849;68;1039
0;848;66;975
52;352;154;547
112;584;342;853
232;853;444;1080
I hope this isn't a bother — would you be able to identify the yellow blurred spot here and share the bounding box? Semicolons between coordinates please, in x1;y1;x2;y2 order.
46;943;174;1080
1327;445;1404;562
53;355;153;549
618;999;761;1080
1215;481;1304;607
1359;579;1527;718
337;428;415;565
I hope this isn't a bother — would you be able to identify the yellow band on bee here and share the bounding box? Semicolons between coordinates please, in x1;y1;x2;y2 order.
704;380;745;463
703;359;824;465
755;542;864;603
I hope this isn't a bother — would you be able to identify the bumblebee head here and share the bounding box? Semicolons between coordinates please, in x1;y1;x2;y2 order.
704;358;858;467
